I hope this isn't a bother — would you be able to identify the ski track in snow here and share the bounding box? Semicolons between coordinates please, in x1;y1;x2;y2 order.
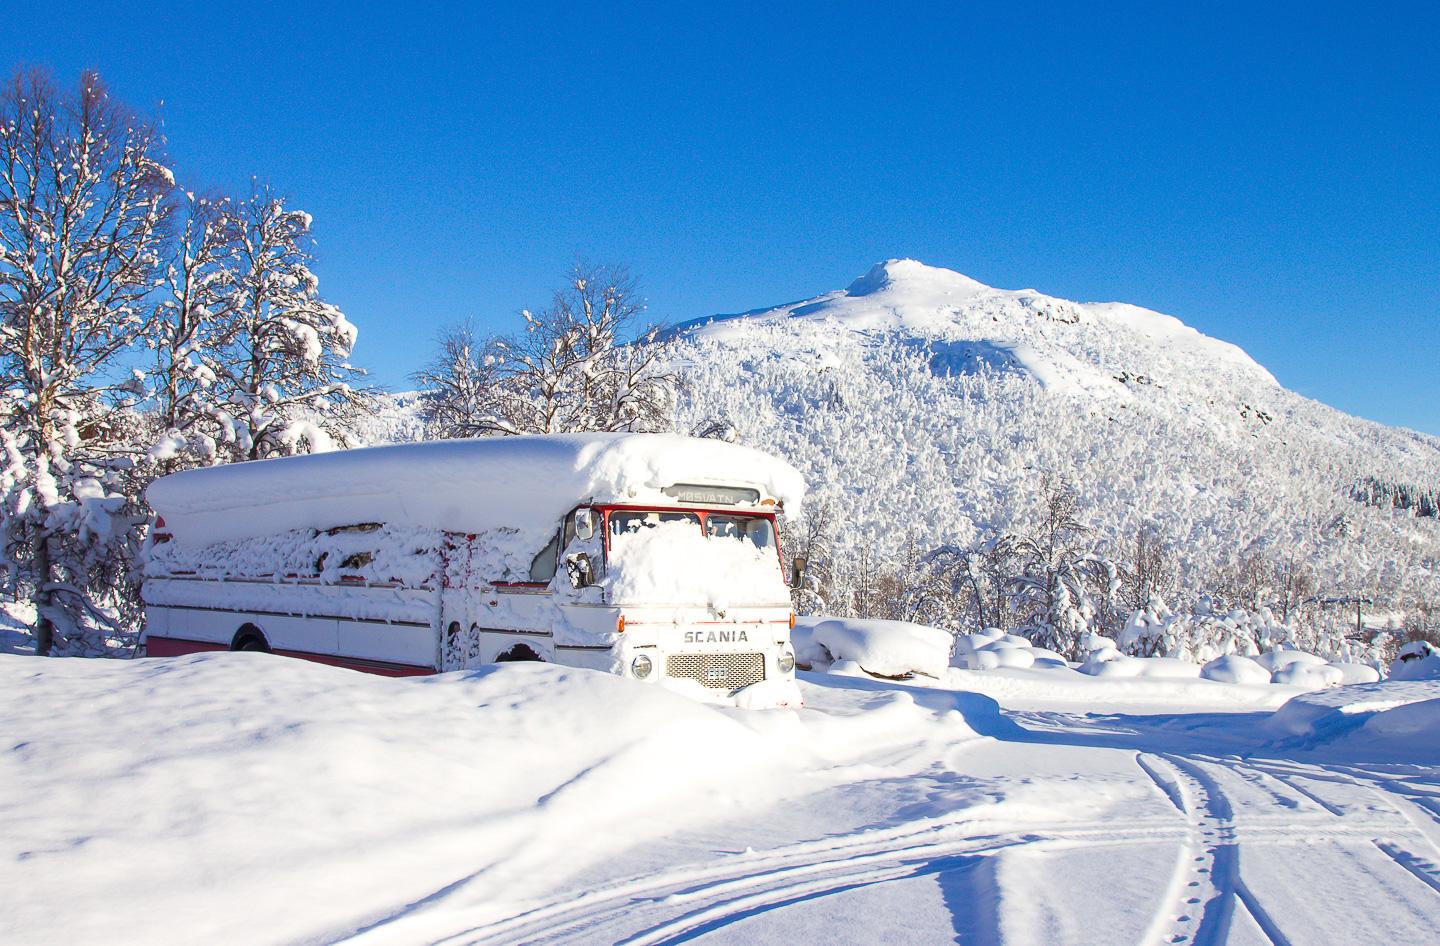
342;707;1440;946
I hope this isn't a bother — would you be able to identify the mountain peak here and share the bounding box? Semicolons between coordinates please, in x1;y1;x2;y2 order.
846;259;989;298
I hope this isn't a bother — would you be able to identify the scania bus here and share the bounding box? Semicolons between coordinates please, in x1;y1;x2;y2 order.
140;433;806;706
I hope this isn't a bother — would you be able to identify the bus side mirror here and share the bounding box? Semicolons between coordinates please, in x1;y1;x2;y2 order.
790;556;807;590
574;508;596;540
566;552;595;589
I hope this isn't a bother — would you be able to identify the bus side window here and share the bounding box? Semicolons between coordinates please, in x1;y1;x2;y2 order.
529;529;561;582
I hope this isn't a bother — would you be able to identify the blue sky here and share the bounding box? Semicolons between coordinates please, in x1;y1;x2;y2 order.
6;1;1438;433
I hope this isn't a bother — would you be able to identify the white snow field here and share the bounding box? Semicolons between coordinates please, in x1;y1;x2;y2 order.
5;653;1439;946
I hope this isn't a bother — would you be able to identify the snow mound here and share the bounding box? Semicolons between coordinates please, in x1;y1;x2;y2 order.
1271;662;1343;689
1201;654;1273;685
1327;662;1382;685
147;433;805;548
1358;697;1440;744
1078;651;1204;680
952;629;1068;671
800;616;953;679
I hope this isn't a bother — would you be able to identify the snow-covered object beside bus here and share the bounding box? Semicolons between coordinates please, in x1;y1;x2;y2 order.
142;434;805;707
794;617;952;679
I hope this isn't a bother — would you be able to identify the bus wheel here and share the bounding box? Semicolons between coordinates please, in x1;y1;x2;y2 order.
232;625;271;653
495;644;542;663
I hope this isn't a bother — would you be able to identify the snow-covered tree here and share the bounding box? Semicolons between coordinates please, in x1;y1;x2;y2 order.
144;192;240;469
204;185;360;460
924;536;1020;633
411;319;500;438
421;264;675;436
1006;476;1119;657
0;69;173;654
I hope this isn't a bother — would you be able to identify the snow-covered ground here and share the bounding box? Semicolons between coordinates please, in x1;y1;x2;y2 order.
4;653;1439;945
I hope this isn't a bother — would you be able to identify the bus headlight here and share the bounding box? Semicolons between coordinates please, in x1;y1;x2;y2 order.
778;649;796;674
631;654;654;679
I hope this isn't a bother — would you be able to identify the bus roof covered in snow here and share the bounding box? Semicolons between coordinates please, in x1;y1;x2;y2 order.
146;433;805;547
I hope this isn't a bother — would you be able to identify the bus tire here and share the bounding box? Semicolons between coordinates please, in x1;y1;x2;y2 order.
231;625;271;653
495;643;542;663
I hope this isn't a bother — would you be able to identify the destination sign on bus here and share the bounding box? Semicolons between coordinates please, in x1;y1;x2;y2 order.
662;483;761;505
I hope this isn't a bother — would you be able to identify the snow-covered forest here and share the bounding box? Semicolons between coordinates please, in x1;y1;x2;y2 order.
3;70;1438;667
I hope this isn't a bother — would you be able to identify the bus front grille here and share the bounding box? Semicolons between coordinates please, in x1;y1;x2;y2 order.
666;653;765;690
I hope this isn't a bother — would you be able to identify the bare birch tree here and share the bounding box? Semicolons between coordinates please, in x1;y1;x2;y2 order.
0;69;173;653
419;263;676;437
205;185;361;460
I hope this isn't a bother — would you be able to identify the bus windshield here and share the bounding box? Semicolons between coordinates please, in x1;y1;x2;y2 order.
705;514;776;552
608;510;701;538
602;508;788;605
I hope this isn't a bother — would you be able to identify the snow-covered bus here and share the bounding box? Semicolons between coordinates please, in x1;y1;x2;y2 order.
140;433;806;706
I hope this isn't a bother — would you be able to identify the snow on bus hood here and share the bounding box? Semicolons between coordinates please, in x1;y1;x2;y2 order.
146;434;805;548
602;520;790;610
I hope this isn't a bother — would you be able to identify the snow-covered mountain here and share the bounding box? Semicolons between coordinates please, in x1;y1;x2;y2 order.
664;259;1440;622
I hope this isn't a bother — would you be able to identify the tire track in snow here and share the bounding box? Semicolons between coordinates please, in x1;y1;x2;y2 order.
1221;758;1440;871
1374;841;1440;897
395;816;1186;946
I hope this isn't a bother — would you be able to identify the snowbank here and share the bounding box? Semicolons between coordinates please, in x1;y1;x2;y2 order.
603;519;790;608
147;433;805;549
798;616;953;679
0;652;981;944
0;655;794;944
942;666;1300;709
1358;697;1440;744
1266;680;1440;742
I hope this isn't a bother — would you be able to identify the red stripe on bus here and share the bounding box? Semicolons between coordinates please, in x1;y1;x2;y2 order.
144;636;435;677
